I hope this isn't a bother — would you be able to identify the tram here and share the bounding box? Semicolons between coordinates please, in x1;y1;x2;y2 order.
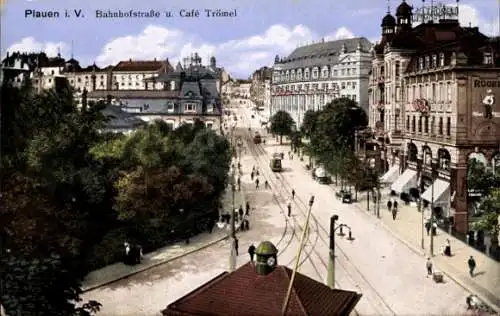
253;132;262;144
270;153;282;172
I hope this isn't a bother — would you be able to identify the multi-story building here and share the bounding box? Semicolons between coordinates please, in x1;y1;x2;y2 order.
88;53;222;131
270;38;372;126
0;52;38;87
366;0;500;233
250;66;272;111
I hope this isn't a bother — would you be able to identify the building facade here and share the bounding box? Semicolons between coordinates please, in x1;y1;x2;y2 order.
366;0;500;233
250;66;272;111
88;53;222;131
270;37;372;126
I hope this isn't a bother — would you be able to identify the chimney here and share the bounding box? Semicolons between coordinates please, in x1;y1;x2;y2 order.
129;58;132;62
254;241;278;275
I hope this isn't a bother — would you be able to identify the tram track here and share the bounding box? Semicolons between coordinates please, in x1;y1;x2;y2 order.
238;107;396;316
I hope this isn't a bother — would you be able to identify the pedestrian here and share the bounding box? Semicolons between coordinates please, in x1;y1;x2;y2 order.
426;258;433;277
246;201;250;216
392;207;397;220
256;169;260;176
251;171;255;181
248;244;256;262
245;219;250;230
237;176;241;191
255;178;260;189
234;237;239;256
393;200;398;210
287;202;292;217
239;205;244;218
238;162;241;170
432;222;437;236
425;220;431;236
264;180;269;189
252;165;256;173
468;256;476;277
292;189;295;200
387;200;392;211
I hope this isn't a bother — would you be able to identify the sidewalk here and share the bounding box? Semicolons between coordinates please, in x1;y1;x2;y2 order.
82;169;247;293
263;141;500;313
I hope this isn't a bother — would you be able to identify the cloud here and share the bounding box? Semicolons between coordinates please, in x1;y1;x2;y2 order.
5;36;69;57
5;24;356;78
459;3;499;35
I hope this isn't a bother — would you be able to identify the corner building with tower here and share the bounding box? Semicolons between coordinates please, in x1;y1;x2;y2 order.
364;0;500;234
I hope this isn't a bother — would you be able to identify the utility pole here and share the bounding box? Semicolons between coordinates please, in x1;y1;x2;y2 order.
327;215;339;288
229;171;236;271
376;181;381;219
429;170;435;256
419;185;425;249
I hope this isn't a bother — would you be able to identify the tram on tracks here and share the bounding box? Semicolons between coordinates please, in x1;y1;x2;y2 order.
270;153;282;172
253;132;262;144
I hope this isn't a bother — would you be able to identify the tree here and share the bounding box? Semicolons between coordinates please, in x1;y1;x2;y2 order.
473;188;500;248
270;110;295;144
300;110;318;138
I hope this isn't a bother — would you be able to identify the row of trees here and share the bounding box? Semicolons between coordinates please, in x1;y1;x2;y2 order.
269;97;375;195
0;80;231;315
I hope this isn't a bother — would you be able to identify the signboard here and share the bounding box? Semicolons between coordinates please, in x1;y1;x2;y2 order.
412;2;459;24
471;79;499;120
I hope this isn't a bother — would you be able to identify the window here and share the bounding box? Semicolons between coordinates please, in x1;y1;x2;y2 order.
341;69;345;76
346;69;350;76
419;58;424;70
418;116;422;132
85;75;88;80
412;116;416;132
438;117;443;134
100;75;104;79
341;82;346;89
51;70;55;75
484;53;493;64
431;116;435;134
207;104;214;113
351;94;356;101
446;117;451;136
431;83;436;101
352;68;356;75
77;78;81;83
425;56;430;68
352;82;357;89
70;80;74;84
406;115;410;130
184;103;196;112
167;102;175;112
100;82;104;87
424;116;429;133
313;70;318;78
206;122;213;129
395;62;400;77
432;55;437;68
333;70;338;76
439;53;445;66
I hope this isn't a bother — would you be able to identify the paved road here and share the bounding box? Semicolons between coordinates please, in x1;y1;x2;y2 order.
82;100;489;316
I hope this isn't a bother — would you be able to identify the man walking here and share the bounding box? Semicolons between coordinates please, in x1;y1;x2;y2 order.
426;258;433;277
264;180;269;189
251;171;255;181
248;244;256;262
237;176;241;191
387;200;392;212
425;220;431;236
468;256;476;277
238;205;244;218
291;189;296;200
287;202;292;217
255;178;260;189
245;201;250;216
234;237;239;256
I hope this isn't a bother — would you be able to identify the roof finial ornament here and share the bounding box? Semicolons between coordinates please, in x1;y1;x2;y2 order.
387;0;391;13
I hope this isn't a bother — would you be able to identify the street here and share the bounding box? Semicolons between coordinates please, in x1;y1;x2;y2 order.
82;99;485;316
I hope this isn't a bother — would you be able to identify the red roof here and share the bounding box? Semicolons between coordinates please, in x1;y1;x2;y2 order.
113;59;173;72
162;262;361;316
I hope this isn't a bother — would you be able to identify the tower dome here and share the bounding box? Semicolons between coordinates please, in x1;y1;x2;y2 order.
396;0;412;17
381;13;396;27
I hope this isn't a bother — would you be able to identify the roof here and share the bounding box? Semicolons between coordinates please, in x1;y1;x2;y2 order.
162;262;362;316
382;13;396;27
113;59;173;72
87;90;179;100
287;37;372;60
395;0;412;16
100;104;146;129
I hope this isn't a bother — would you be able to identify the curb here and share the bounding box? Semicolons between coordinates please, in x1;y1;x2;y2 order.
351;201;500;314
82;234;229;293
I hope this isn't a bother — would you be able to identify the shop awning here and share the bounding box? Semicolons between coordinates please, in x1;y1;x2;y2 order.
391;169;417;193
421;179;450;206
380;165;399;183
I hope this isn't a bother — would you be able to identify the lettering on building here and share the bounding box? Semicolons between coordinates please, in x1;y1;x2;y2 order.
473;80;500;88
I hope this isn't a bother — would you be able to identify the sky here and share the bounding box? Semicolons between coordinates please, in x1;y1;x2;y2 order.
1;0;499;78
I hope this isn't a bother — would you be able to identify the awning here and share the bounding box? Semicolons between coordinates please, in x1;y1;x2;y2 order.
391;169;417;193
421;179;450;206
380;165;399;183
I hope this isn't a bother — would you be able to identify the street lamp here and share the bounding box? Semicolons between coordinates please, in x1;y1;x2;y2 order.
327;214;353;289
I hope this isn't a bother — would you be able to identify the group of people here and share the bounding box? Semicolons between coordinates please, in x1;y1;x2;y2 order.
123;241;143;266
386;199;399;220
